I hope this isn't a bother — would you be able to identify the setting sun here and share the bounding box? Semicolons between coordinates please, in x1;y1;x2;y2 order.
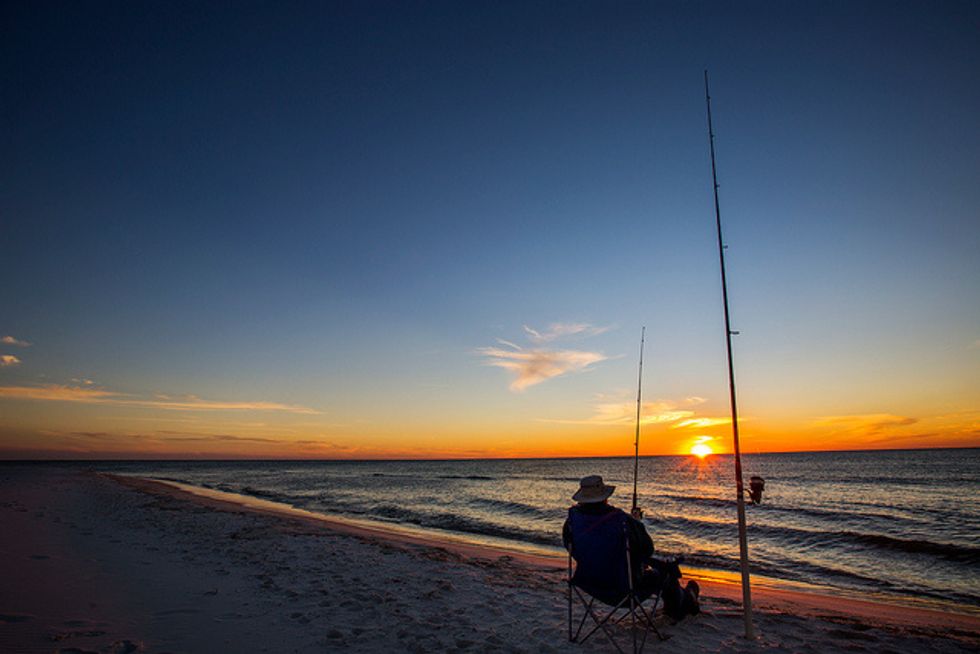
691;443;713;458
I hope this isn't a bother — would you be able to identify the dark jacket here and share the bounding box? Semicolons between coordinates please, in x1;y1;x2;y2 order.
563;502;654;558
562;502;654;604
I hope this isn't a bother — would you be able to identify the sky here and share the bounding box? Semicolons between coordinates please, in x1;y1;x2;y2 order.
1;1;978;459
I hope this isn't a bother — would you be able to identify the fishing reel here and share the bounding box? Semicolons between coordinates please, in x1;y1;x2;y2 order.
630;506;643;520
745;476;765;505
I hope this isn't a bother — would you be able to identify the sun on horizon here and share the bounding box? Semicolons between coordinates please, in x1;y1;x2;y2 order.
691;443;713;458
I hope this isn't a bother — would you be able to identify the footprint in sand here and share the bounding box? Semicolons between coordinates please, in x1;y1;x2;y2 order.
50;629;108;641
218;612;250;621
153;608;199;617
828;628;878;642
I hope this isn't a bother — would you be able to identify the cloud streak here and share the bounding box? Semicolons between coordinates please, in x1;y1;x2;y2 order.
478;347;606;391
0;355;21;367
670;417;731;429
0;384;320;414
1;335;31;347
539;398;727;427
587;399;695;425
523;322;610;344
481;321;611;390
813;413;918;435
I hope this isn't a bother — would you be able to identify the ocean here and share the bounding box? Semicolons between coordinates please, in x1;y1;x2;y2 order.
86;448;979;615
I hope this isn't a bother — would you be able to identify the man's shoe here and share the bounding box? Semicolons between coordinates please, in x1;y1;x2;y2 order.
683;580;701;616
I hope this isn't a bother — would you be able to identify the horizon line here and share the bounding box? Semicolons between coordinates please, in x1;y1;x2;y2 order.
1;444;976;464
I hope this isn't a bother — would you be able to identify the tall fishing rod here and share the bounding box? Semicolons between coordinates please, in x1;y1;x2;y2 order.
631;326;645;519
704;69;756;640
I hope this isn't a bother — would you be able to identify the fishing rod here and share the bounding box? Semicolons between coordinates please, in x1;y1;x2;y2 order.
631;326;645;520
704;69;756;640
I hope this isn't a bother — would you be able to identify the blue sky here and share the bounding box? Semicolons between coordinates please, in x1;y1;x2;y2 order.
2;1;977;457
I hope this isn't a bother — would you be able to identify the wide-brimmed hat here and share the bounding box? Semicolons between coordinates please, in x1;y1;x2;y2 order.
572;475;616;503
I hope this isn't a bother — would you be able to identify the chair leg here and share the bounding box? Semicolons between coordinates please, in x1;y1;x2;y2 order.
572;588;631;654
630;592;638;654
567;557;573;642
635;599;663;646
567;582;573;641
646;586;667;641
570;591;598;643
570;591;672;654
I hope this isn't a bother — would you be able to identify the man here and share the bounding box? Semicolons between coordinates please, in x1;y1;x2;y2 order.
562;475;700;620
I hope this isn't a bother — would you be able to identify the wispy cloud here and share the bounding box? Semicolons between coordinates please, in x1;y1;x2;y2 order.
0;385;116;402
523;322;610;344
1;336;31;347
540;397;719;426
670;417;731;429
25;428;493;459
813;413;918;435
481;321;610;390
136;394;320;414
0;384;320;414
589;399;695;425
0;355;21;367
495;338;523;351
478;347;606;391
153;431;288;444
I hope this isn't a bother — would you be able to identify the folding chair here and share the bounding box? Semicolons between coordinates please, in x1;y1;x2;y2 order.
566;523;676;654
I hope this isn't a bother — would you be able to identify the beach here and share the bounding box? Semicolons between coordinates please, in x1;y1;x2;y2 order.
1;465;977;653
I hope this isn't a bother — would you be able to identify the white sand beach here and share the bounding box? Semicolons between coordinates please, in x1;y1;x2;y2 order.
1;465;977;653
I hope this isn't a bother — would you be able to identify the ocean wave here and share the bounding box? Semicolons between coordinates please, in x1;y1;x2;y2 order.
651;492;960;534
366;503;558;547
240;486;281;500
650;493;878;526
366;472;496;481
657;493;736;509
467;497;553;519
654;517;980;566
735;523;980;565
679;545;910;593
831;531;980;564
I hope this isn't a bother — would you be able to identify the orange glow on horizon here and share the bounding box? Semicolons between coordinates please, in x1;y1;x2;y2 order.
1;388;978;459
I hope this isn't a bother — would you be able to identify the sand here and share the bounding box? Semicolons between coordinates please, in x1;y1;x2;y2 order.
0;465;977;653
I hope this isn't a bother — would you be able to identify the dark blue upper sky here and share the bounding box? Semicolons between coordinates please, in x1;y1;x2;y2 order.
2;1;978;456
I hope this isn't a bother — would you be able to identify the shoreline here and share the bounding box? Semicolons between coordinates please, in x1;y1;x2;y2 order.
111;473;980;635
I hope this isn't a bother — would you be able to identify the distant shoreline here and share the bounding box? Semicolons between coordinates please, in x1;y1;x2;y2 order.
3;444;978;463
